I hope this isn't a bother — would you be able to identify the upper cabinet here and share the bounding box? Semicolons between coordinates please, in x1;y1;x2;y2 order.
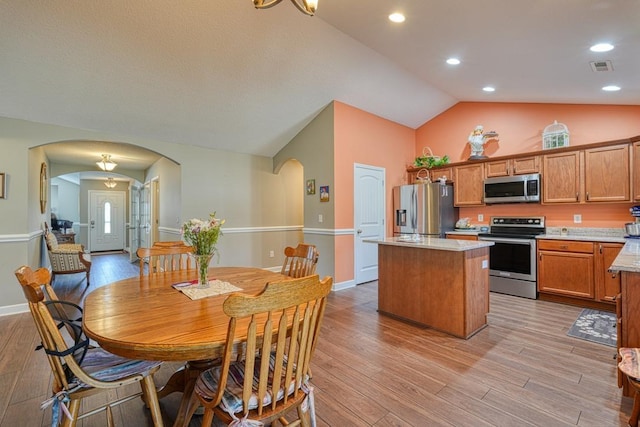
405;135;638;206
543;144;631;204
485;156;539;178
453;163;484;206
584;144;630;202
542;151;581;203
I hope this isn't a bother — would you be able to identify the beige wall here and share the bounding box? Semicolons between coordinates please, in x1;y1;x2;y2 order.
274;102;335;281
0;116;305;314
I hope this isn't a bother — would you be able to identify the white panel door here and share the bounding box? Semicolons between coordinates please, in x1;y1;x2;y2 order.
129;185;141;262
354;163;385;284
89;190;126;252
139;182;151;249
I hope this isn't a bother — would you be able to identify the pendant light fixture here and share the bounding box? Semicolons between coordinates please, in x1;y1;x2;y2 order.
96;154;117;171
253;0;318;16
104;177;117;189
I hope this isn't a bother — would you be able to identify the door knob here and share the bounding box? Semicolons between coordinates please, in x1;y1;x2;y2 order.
357;229;362;234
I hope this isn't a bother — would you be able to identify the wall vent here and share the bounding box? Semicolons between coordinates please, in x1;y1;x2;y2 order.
590;60;614;72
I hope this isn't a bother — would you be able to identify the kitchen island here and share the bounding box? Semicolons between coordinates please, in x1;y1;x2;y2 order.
365;237;494;339
608;239;640;397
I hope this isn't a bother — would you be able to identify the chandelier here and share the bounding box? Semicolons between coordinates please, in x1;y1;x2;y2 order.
96;154;117;171
253;0;318;16
104;177;117;189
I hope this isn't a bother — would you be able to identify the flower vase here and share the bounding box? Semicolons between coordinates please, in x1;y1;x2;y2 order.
192;253;213;289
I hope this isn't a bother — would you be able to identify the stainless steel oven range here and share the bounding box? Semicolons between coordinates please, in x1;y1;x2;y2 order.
478;216;545;299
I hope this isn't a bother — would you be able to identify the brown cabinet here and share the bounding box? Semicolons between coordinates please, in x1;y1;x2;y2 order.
633;141;640;201
619;271;640;397
584;144;630;202
538;240;595;299
485;156;539;178
453;163;484;206
542;144;631;204
542;151;580;203
430;167;453;183
595;242;623;303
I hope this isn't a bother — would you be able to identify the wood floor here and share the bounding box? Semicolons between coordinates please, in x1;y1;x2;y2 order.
0;253;633;426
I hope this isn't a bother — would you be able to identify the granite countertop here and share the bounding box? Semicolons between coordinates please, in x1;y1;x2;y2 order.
610;240;640;273
364;236;494;252
537;227;627;243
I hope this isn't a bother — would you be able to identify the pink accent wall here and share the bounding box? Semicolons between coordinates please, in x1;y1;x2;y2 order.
416;102;640;228
417;102;640;162
333;101;415;282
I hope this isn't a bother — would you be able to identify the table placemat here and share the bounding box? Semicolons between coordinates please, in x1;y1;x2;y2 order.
173;279;242;300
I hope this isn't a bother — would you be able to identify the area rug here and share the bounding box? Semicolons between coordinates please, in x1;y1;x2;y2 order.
567;308;617;347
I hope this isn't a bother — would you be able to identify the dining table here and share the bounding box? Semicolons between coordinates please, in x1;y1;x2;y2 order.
82;266;288;427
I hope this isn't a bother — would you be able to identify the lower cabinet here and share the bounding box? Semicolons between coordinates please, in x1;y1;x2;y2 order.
537;239;622;307
538;240;595;299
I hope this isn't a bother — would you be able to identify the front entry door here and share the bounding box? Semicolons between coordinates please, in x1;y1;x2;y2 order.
354;163;385;284
89;190;126;252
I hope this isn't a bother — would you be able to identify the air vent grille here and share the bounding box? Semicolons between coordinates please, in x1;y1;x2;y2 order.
590;60;613;72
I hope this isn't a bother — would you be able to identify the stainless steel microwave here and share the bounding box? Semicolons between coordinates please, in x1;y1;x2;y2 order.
483;173;541;204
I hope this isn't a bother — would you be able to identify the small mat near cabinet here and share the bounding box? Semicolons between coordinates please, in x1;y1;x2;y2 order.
567;308;616;347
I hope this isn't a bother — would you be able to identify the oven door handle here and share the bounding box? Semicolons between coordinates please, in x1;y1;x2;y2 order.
479;236;534;245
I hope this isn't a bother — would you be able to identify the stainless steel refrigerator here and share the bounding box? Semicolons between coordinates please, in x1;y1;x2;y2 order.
393;182;457;237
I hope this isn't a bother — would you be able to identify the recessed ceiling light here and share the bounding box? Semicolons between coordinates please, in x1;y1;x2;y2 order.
590;43;614;52
446;58;461;65
482;86;496;92
388;12;405;23
602;85;621;91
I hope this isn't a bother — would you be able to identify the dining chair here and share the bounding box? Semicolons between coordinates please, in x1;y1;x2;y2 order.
44;222;92;286
280;243;319;278
14;266;164;427
153;240;188;247
619;348;640;426
136;245;195;276
182;274;333;427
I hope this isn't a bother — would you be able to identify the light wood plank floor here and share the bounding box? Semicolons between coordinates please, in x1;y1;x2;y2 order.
0;253;633;426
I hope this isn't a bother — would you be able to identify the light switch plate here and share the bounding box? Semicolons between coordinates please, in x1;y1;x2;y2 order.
318;214;323;223
478;214;484;222
573;214;582;224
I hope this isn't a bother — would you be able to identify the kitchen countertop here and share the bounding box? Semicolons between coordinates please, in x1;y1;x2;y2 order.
364;236;493;251
537;227;627;243
610;239;640;273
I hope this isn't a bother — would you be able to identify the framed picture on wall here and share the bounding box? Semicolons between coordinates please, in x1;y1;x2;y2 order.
306;179;315;195
0;173;5;199
320;185;329;202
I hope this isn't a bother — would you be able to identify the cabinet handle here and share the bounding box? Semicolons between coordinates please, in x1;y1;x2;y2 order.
586;192;590;201
576;192;579;201
599;244;602;254
560;245;568;249
539;253;542;261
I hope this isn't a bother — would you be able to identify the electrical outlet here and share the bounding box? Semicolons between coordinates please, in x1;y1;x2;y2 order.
573;214;582;224
269;250;274;258
478;214;484;222
318;214;323;223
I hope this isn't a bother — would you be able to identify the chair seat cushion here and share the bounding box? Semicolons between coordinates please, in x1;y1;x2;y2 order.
619;348;640;380
74;347;162;387
194;353;300;415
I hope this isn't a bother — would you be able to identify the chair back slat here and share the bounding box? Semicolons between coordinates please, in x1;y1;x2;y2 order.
280;243;319;278
205;274;331;421
136;245;194;276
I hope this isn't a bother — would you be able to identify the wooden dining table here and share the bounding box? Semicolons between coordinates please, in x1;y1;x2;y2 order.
83;266;287;427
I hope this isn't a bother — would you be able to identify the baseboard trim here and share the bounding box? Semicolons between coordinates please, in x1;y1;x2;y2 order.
0;303;29;317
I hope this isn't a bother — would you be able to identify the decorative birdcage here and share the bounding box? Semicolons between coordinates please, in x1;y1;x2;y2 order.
542;120;570;150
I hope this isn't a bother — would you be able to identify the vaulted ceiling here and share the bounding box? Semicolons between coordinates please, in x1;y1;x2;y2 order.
1;0;637;167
